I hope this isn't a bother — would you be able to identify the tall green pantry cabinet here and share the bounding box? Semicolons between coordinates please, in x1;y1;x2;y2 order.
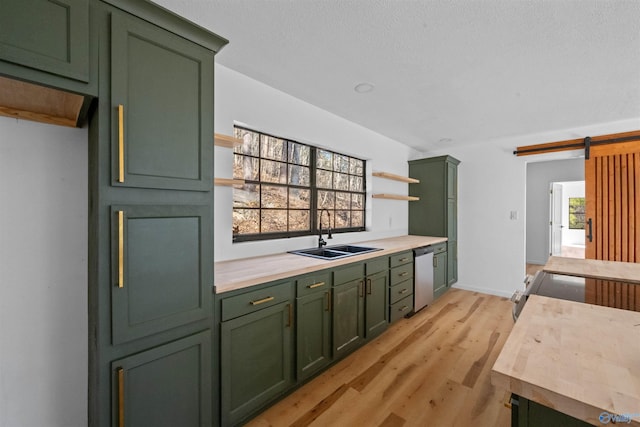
409;156;460;298
88;1;227;426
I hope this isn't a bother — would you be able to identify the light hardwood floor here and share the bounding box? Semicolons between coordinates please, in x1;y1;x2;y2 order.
246;289;514;427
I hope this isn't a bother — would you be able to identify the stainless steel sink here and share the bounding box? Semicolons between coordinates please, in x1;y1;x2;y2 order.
289;245;381;260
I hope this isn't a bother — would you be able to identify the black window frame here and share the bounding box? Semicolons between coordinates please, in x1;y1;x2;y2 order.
232;126;366;242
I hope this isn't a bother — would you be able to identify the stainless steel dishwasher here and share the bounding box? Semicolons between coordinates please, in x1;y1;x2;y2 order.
413;246;434;312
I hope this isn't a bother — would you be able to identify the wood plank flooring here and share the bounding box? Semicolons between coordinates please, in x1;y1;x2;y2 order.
245;289;514;427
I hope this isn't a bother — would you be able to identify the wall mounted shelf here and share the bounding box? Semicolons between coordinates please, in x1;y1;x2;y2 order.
214;133;243;148
372;171;419;184
214;178;245;187
372;194;419;201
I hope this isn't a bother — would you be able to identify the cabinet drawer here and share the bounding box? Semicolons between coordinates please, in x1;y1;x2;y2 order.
390;263;414;286
221;281;292;321
389;280;413;304
390;295;414;323
334;263;364;286
365;257;388;275
296;271;332;296
390;251;413;268
432;242;447;254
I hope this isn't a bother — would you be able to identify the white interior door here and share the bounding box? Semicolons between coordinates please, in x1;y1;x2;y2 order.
550;182;563;256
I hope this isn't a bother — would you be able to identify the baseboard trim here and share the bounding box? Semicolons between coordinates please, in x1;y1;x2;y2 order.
451;283;514;299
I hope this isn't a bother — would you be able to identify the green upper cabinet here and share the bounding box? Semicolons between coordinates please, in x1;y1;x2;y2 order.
110;11;214;191
111;331;212;427
0;0;89;82
409;155;460;288
110;204;213;345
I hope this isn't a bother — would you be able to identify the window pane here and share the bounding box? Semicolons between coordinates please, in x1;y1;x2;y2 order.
234;129;260;156
262;185;287;208
316;169;333;189
289;188;310;209
336;192;350;209
349;175;363;192
260;159;287;184
335;173;349;191
289;210;310;231
352;193;364;209
317;190;335;209
288;142;310;166
335;210;350;228
349;158;364;175
233;209;259;234
233;154;259;181
288;165;310;186
352;211;364;227
233;184;259;208
317;150;333;170
334;154;349;173
260;135;287;161
261;210;287;233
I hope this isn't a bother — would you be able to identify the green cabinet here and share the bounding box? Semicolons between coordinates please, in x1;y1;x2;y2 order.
110;11;214;191
296;271;332;381
389;251;414;323
332;276;365;359
0;0;89;82
364;258;389;339
409;155;460;292
111;331;212;427
219;280;295;426
514;395;590;427
433;243;448;300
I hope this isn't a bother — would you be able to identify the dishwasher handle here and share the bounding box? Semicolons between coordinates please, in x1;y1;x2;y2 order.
413;246;435;257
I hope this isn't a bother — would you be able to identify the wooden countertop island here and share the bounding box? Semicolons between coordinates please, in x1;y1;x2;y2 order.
492;295;640;426
544;256;640;284
214;235;447;294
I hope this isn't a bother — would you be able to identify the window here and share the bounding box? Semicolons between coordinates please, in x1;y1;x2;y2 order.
232;127;366;241
568;197;585;229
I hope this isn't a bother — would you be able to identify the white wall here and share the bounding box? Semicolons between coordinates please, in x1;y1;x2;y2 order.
561;181;586;246
526;160;584;264
213;64;420;261
0;117;87;427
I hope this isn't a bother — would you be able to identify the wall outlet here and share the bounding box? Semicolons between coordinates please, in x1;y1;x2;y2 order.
510;210;518;220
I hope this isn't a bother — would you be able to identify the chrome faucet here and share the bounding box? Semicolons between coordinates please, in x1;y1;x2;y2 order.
318;208;333;248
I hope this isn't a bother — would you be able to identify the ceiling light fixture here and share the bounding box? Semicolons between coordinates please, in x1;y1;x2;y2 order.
354;82;374;93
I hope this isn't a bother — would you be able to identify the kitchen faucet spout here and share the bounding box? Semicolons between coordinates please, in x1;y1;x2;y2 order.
318;208;333;248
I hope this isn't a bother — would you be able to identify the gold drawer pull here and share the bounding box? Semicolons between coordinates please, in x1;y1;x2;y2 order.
308;282;326;289
117;104;124;183
399;288;409;294
399;257;409;262
117;210;124;288
399;305;409;312
399;272;409;277
250;296;274;306
117;367;124;427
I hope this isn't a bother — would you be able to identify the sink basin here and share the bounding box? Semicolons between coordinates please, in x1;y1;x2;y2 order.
289;245;381;260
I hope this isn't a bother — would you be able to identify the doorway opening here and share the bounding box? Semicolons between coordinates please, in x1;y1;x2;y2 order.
549;180;585;259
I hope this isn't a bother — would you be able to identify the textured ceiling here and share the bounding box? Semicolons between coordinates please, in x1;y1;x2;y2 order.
152;0;640;151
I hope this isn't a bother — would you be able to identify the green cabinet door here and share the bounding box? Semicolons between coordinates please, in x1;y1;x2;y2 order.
434;251;448;300
365;271;388;339
110;11;214;191
111;331;212;427
221;301;294;426
296;290;332;381
110;204;213;344
332;279;365;359
0;0;89;82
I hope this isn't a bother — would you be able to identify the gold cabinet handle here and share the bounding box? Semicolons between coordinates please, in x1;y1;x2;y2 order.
325;291;331;312
308;281;325;289
359;280;364;297
399;305;409;312
367;278;372;295
117;105;124;183
117;210;124;288
250;296;274;306
399;288;409;295
399;258;409;262
399;272;409;277
117;367;124;427
287;303;292;327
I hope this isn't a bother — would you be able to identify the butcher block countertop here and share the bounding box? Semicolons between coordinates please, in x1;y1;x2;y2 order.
544;256;640;284
214;235;446;294
492;295;640;426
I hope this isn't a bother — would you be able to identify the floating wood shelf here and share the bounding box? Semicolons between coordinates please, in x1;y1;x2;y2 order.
372;171;419;184
214;178;245;187
214;133;243;148
372;194;419;201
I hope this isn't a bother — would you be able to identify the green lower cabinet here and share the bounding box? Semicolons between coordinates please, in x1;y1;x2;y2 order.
515;395;590;427
296;290;332;381
220;301;294;426
365;270;388;339
111;331;212;427
332;278;365;359
433;250;448;300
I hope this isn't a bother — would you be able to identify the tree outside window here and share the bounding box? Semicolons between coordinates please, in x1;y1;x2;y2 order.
568;197;585;229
